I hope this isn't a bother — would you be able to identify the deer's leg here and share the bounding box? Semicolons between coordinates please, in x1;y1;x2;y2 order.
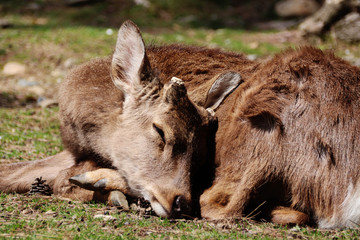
69;168;129;193
200;159;273;220
200;179;255;220
53;163;130;209
200;161;310;225
270;206;309;225
0;150;75;193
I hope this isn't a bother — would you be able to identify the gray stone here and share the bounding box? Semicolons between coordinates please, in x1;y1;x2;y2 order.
37;97;58;108
276;0;320;17
17;79;39;87
63;58;78;69
94;214;117;221
0;19;12;28
3;62;26;76
332;12;360;42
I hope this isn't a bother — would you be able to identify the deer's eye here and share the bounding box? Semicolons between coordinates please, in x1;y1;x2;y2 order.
153;123;166;144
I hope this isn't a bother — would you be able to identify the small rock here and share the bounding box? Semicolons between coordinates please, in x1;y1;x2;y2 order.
106;29;113;35
63;58;78;69
51;69;64;78
25;2;41;11
3;62;26;76
134;0;150;8
247;54;258;61
65;0;93;6
353;59;360;67
45;210;57;216
332;12;360;42
178;15;197;24
275;0;320;17
37;97;58;108
29;86;45;96
0;19;12;28
21;209;33;214
290;225;301;232
17;79;39;87
94;214;116;221
249;42;259;49
34;18;48;25
254;20;298;30
343;55;360;67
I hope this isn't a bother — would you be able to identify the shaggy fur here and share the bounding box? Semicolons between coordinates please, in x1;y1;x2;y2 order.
199;47;360;228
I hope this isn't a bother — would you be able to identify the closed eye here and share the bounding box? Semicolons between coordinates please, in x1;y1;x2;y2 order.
153;123;166;144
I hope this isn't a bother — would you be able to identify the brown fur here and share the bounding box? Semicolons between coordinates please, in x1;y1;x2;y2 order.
199;47;360;228
271;207;309;225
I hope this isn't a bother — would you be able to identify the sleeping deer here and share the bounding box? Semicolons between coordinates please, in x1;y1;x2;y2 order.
69;22;360;228
199;47;360;229
0;21;241;218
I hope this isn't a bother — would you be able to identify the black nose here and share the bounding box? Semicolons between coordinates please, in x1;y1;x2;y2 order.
171;195;190;218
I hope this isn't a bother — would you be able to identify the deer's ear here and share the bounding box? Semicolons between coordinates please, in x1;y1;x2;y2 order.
111;20;151;94
204;71;242;111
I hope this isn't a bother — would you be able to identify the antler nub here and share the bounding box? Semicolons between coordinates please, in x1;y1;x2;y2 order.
170;77;184;85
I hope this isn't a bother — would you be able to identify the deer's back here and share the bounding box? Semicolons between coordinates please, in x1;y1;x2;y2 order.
147;44;258;91
59;57;123;164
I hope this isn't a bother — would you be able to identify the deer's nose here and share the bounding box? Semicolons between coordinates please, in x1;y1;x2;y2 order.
171;195;190;218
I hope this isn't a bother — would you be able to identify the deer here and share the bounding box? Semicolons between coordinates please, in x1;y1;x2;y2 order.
66;23;360;228
199;47;360;229
0;20;242;219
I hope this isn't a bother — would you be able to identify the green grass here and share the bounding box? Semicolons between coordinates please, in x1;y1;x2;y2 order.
0;107;62;162
0;24;284;68
3;193;356;239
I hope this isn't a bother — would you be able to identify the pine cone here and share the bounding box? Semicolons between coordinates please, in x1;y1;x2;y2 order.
29;177;52;196
137;197;154;215
127;196;155;216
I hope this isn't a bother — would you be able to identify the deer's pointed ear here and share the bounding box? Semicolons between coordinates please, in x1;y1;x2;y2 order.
204;71;242;111
111;20;151;94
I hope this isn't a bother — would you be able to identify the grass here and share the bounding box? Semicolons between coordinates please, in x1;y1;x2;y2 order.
0;107;62;163
2;193;358;239
1;1;360;239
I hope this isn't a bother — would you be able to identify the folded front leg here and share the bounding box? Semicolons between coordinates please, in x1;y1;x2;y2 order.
69;168;129;193
53;161;130;209
270;206;309;225
68;168;130;209
200;160;271;220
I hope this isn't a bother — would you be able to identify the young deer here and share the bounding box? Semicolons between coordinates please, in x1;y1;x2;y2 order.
199;47;360;228
0;21;240;218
